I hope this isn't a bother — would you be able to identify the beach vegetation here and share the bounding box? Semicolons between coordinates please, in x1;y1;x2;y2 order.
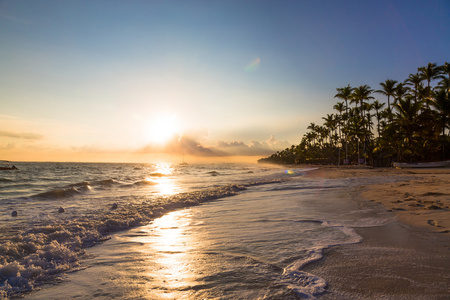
259;62;450;167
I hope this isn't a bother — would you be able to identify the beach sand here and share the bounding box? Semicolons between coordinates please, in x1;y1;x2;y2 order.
306;166;450;233
304;166;450;299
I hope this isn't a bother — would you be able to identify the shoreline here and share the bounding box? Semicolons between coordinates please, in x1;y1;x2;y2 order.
302;166;450;299
303;165;450;233
14;165;450;299
304;221;450;299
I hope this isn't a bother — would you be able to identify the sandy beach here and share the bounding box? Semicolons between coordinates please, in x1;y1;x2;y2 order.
304;166;450;299
305;166;450;233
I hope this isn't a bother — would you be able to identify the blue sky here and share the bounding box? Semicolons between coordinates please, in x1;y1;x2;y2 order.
0;0;449;162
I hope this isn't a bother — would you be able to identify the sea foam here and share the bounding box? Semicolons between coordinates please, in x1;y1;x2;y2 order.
0;182;261;297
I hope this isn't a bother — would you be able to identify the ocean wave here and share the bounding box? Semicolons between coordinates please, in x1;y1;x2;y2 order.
206;171;220;176
0;183;250;297
32;187;85;199
148;172;167;177
30;179;122;200
89;179;120;187
132;180;158;186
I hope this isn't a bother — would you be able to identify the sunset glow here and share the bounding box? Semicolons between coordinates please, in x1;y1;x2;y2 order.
0;1;448;163
147;114;181;145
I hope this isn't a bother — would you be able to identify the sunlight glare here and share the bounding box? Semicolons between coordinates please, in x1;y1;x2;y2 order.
124;210;197;298
147;114;181;144
145;163;179;195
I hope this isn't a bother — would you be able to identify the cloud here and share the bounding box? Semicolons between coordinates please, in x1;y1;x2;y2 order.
137;135;226;157
137;134;291;157
0;130;44;140
216;135;291;156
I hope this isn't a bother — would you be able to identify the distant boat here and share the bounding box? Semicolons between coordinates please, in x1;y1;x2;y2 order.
179;154;188;166
393;160;450;169
0;160;18;170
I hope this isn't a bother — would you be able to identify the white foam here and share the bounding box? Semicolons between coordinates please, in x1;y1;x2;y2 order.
282;248;327;298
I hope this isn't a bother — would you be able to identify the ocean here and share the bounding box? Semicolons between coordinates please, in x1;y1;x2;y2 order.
0;162;403;299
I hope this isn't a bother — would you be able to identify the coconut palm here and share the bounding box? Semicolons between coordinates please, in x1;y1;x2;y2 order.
438;77;450;93
333;102;346;164
372;100;385;137
352;84;374;156
322;114;335;146
376;79;397;119
259;62;450;166
353;85;374;114
437;62;450;93
334;85;354;115
439;62;450;76
333;102;345;139
392;97;423;160
394;83;409;104
418;63;442;94
431;89;450;139
404;73;422;103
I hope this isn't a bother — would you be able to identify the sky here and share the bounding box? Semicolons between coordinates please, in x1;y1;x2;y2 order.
1;0;449;163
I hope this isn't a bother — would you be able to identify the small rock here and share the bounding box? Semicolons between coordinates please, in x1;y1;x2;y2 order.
425;205;442;210
111;203;118;209
58;207;65;213
11;211;18;217
427;220;441;227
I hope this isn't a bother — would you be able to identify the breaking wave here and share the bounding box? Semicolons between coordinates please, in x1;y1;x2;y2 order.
30;179;121;200
0;183;250;297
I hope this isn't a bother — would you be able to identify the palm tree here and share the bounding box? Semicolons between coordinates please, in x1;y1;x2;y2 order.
353;85;374;116
438;77;450;93
334;86;354;164
404;73;422;103
438;62;450;93
260;62;450;167
376;79;397;119
431;89;450;157
418;63;442;95
334;85;354;115
372;100;385;138
322;114;335;146
352;85;374;161
392;97;423;160
394;83;409;105
333;102;345;165
346;112;367;164
307;122;319;147
333;102;345;140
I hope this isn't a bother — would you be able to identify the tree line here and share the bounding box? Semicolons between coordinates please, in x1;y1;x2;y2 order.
259;62;450;167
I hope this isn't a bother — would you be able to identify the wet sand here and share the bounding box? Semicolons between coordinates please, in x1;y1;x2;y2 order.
304;166;450;299
305;166;450;233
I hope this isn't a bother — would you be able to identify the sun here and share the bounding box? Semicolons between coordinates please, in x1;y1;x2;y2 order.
147;114;181;144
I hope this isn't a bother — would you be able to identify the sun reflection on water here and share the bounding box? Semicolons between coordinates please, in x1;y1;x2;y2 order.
145;163;179;195
141;210;197;298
